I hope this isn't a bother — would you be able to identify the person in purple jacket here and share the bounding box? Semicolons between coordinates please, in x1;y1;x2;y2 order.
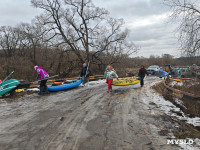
34;66;49;95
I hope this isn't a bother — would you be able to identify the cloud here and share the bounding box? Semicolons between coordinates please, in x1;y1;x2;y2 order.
126;12;171;28
0;0;180;58
94;0;180;58
129;19;179;57
94;0;170;18
0;0;43;26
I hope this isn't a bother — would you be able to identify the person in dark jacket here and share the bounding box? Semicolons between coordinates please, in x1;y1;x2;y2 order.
138;65;148;87
80;63;90;86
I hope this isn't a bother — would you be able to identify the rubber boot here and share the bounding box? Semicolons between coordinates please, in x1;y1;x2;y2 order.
44;86;49;94
38;86;43;95
107;88;110;93
110;87;112;92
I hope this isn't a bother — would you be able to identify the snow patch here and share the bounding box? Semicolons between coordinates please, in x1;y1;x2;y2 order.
143;80;200;149
170;81;183;87
89;79;106;85
174;98;187;109
143;81;200;127
178;138;200;150
27;88;39;91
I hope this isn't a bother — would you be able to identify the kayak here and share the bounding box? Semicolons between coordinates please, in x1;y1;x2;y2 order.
181;78;195;81
173;77;195;81
160;71;168;78
169;78;182;82
112;80;140;86
48;78;82;92
0;79;20;96
54;82;68;85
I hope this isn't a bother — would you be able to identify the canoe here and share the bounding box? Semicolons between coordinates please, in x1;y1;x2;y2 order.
48;78;82;92
112;80;140;86
169;78;182;82
0;79;20;96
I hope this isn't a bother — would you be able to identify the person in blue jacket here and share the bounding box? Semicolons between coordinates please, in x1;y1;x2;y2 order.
177;68;182;78
158;67;168;79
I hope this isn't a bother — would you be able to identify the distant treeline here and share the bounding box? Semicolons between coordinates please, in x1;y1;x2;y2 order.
1;0;199;81
0;48;199;81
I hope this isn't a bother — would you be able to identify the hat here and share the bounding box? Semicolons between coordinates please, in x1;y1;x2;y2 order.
34;66;38;70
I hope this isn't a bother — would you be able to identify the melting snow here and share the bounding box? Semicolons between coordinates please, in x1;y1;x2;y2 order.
144;80;200;149
88;79;106;85
27;88;39;91
171;81;183;87
144;81;200;127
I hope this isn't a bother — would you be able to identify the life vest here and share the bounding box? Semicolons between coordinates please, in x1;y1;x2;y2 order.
104;66;116;78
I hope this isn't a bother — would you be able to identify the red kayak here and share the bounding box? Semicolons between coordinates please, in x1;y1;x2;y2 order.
54;82;68;85
173;77;195;81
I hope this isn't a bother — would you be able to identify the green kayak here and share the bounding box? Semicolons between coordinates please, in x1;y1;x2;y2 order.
0;79;20;96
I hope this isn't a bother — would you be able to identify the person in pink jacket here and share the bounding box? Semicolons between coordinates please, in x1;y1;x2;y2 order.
34;66;49;95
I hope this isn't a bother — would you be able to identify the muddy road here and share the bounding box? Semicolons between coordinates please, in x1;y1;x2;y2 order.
0;77;185;150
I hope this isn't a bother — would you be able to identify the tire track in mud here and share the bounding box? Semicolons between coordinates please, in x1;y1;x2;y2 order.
0;84;108;150
52;86;107;150
0;78;181;150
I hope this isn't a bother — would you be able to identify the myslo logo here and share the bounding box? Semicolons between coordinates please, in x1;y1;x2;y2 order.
167;139;194;145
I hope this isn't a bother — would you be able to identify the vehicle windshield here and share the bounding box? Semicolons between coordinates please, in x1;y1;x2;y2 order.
148;66;158;69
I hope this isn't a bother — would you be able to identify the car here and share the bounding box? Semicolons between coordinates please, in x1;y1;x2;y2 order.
196;69;200;78
179;66;192;78
172;66;190;78
147;65;159;74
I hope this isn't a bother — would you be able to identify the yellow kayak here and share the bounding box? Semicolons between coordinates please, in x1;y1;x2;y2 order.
15;89;25;93
169;78;182;82
112;78;140;86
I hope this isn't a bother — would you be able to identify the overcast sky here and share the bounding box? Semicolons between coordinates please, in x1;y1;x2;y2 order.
0;0;180;58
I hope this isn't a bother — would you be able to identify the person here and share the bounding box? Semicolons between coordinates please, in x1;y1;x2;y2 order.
34;66;49;95
158;67;168;79
80;63;90;86
104;65;118;93
177;68;182;78
165;66;170;73
158;67;164;78
138;65;148;87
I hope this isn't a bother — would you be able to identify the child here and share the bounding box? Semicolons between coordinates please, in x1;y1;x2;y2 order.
104;65;118;92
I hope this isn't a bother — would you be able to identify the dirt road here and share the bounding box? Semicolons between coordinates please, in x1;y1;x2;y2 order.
0;77;184;150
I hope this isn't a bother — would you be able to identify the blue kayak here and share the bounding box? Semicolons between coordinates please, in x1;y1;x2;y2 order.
48;78;82;92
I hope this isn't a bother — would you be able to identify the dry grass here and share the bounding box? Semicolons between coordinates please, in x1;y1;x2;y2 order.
171;80;200;96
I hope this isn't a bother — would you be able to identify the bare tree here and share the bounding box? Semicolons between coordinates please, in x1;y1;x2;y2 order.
18;22;50;64
164;0;200;56
31;0;137;64
0;26;21;57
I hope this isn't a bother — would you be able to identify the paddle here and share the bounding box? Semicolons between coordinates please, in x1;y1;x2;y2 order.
3;71;14;82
